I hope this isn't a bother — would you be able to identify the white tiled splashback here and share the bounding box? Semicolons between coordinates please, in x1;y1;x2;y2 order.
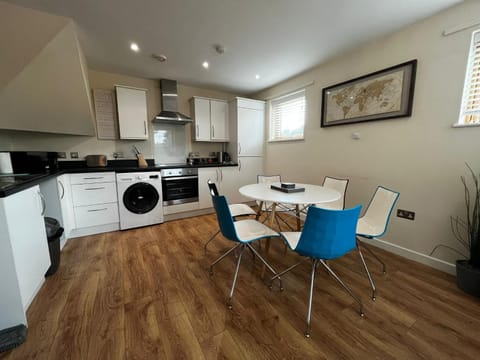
153;123;187;164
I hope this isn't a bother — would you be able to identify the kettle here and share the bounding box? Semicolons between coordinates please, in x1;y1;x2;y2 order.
216;152;231;164
222;152;231;163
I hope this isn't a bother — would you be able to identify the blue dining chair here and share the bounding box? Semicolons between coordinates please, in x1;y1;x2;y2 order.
271;205;368;338
204;180;256;252
209;190;282;309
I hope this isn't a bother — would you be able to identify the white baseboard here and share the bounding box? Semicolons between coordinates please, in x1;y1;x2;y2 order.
361;237;456;275
68;222;120;238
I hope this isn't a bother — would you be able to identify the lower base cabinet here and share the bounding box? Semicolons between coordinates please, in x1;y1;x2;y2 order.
198;160;263;208
0;185;50;329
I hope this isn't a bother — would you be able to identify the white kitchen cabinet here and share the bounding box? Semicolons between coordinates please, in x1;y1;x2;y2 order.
228;97;265;160
69;172;119;237
0;185;50;329
210;100;229;141
236;157;264;202
115;86;148;140
198;166;242;208
190;97;229;141
198;167;218;209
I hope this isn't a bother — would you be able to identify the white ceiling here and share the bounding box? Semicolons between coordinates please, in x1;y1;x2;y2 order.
6;0;462;95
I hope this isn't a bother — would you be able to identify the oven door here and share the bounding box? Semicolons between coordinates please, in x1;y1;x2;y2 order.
161;175;199;205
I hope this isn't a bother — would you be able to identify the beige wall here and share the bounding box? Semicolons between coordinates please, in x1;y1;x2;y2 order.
0;69;237;160
254;1;480;271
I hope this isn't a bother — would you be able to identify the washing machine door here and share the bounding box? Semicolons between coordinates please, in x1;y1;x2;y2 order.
123;182;159;214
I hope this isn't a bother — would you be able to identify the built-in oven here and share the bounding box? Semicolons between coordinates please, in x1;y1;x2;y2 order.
160;167;198;205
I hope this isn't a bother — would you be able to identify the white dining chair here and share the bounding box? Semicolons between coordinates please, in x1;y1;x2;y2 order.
356;185;400;300
317;176;349;210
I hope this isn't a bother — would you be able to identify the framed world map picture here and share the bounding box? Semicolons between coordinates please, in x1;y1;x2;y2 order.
321;59;417;127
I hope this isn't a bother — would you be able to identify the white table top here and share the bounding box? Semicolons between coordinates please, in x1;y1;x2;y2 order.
239;182;340;205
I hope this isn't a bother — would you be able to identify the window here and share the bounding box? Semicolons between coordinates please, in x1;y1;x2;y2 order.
458;30;480;126
269;89;305;141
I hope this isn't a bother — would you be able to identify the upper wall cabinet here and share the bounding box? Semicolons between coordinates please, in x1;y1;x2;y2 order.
227;97;265;161
115;86;148;140
0;3;96;136
190;97;229;142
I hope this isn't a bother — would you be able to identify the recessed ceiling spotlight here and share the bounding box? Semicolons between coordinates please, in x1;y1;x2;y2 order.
130;42;140;52
202;61;209;69
152;54;167;62
255;74;260;80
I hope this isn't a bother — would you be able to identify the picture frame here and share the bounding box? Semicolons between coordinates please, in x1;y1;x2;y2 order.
321;59;417;127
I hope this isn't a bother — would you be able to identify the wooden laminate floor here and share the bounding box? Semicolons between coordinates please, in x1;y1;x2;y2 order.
1;213;480;359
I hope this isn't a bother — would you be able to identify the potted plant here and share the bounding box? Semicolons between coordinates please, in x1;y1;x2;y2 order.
431;164;480;297
451;164;480;297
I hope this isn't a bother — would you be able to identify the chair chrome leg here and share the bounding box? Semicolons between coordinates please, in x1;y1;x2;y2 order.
358;238;387;273
358;247;376;301
246;243;283;291
319;260;364;318
305;259;318;338
204;230;220;253
270;261;303;290
227;245;245;309
209;243;241;275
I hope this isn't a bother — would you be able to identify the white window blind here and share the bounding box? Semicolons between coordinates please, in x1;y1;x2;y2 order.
269;89;305;141
459;30;480;125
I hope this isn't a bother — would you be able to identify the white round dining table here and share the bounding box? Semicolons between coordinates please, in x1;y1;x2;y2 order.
239;182;341;206
239;182;341;234
239;182;341;255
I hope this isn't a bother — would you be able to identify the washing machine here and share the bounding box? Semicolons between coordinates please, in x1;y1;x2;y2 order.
116;171;163;230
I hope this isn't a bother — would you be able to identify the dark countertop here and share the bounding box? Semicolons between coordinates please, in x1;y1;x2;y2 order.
0;160;238;198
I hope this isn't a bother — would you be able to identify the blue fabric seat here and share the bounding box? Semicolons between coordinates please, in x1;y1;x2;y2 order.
272;205;369;337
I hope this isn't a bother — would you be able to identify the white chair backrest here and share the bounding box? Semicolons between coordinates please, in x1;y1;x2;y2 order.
361;186;399;237
318;176;349;210
257;175;282;211
257;175;281;184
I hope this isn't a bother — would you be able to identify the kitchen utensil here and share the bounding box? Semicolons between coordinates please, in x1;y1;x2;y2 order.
85;155;107;167
137;154;148;168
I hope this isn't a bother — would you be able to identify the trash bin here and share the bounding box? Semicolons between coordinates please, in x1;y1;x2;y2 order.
0;324;27;353
44;217;64;277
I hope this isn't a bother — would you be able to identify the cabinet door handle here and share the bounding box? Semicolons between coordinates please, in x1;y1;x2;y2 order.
83;177;104;180
216;169;219;181
85;187;105;190
196;125;199;137
58;180;65;199
238;142;241;155
144;121;147;135
219;169;223;181
238;159;242;171
87;208;108;212
38;191;46;216
212;125;215;138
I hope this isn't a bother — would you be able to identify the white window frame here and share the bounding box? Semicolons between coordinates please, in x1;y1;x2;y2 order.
268;89;306;142
455;30;480;127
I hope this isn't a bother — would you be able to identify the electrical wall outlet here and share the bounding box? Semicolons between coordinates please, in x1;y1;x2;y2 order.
57;152;66;159
397;209;415;220
70;152;79;159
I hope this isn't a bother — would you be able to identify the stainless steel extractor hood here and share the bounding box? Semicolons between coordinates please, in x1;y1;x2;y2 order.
153;79;192;124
